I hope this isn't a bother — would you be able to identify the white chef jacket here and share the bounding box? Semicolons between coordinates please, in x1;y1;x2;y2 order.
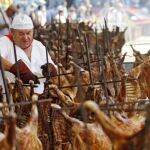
0;36;57;94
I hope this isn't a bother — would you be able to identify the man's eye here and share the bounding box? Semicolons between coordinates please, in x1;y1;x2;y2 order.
18;33;24;36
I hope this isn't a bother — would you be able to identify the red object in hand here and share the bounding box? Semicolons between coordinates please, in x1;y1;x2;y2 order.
9;59;40;84
41;63;57;77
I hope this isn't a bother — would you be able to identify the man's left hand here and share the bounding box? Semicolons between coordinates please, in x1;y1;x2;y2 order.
41;63;57;77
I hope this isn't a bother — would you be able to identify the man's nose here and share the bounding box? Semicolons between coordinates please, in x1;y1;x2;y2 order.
23;34;28;40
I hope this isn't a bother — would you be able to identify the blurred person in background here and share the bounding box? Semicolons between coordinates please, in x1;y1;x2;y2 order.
100;1;111;18
84;3;96;24
25;2;38;26
54;5;68;23
106;2;128;30
68;6;77;22
54;0;68;23
0;13;57;94
131;0;140;7
46;0;64;9
123;0;132;7
26;2;38;15
35;5;47;26
46;5;58;23
0;4;18;37
62;0;68;19
77;5;87;22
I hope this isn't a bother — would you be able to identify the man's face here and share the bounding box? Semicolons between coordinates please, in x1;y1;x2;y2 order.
11;29;34;49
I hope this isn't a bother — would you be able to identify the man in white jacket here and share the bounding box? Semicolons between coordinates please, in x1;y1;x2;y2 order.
0;13;57;93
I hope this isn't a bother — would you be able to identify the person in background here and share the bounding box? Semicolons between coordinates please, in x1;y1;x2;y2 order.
68;6;77;22
35;5;47;26
61;0;68;19
0;13;57;94
46;5;58;23
54;5;67;23
77;5;87;22
0;4;18;37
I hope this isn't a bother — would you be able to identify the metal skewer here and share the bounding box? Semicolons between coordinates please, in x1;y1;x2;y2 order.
0;55;10;104
13;42;20;79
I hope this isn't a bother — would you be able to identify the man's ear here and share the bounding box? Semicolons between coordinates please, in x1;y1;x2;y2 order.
10;29;15;39
10;29;17;40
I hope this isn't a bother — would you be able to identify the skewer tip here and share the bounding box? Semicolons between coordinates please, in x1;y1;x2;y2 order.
51;103;61;109
31;94;38;102
83;100;99;113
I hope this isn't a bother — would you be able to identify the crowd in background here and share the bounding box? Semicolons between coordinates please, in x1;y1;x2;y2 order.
13;0;150;25
1;0;150;41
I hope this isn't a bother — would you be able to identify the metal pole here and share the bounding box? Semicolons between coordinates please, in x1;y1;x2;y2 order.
0;55;10;104
76;27;86;64
45;46;51;78
84;34;93;85
13;42;20;79
0;7;10;32
65;19;70;69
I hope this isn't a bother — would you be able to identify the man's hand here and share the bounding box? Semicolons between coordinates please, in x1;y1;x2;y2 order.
9;60;39;84
41;63;57;77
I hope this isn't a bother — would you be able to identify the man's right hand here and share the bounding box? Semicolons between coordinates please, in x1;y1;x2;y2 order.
9;60;39;84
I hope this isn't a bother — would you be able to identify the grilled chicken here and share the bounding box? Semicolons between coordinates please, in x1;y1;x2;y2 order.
0;114;16;150
16;94;43;150
60;109;112;150
83;101;145;150
129;60;150;99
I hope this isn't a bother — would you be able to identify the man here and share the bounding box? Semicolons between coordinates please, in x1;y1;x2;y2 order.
54;5;67;23
35;5;47;26
0;13;57;93
0;4;18;36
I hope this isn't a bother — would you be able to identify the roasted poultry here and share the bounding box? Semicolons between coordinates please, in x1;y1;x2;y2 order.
0;114;16;150
16;94;43;150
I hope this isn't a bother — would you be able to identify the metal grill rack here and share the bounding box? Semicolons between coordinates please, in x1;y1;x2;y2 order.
0;21;150;150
